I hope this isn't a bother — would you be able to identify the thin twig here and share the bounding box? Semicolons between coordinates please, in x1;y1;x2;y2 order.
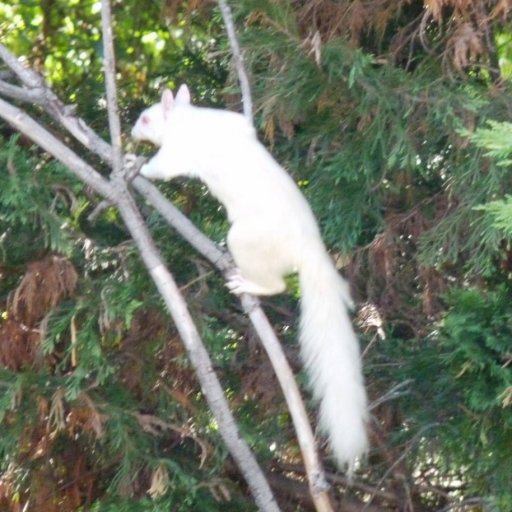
369;379;413;411
216;4;335;510
217;0;253;124
363;423;439;512
87;198;113;222
438;497;490;512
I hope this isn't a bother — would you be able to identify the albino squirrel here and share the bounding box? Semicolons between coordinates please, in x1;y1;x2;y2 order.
131;85;369;469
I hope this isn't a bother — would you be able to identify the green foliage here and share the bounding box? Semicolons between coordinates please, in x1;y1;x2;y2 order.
2;0;512;510
0;133;253;509
239;9;496;265
0;136;77;261
399;286;512;509
232;2;512;508
477;196;512;237
442;288;512;413
468;120;512;243
468;120;512;165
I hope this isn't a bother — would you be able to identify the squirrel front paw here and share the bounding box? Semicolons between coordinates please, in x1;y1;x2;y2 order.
124;153;137;168
123;153;147;182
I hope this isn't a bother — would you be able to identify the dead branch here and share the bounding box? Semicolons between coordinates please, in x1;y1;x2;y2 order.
217;0;253;124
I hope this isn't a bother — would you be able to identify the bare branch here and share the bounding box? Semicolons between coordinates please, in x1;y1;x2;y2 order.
216;5;336;508
115;191;281;512
100;0;123;172
0;96;280;512
365;423;440;511
0;41;329;509
0;43;113;162
87;198;114;222
134;166;334;512
0;80;41;103
108;4;284;499
217;0;253;124
0;97;112;197
0;45;42;88
369;379;413;411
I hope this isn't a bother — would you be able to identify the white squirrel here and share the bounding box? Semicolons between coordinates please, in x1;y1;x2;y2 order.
131;85;369;469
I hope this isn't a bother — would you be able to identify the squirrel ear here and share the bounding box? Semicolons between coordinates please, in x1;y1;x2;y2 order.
175;84;191;105
161;89;174;114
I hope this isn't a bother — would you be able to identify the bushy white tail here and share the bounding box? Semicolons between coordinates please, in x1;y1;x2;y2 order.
298;249;368;470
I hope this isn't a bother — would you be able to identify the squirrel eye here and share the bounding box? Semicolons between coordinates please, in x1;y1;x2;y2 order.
141;115;149;125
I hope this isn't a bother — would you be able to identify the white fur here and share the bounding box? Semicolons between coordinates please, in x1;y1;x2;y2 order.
132;87;369;469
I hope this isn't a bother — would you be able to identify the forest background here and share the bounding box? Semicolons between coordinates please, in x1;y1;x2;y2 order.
0;0;511;511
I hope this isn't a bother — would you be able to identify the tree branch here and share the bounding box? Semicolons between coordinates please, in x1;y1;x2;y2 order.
0;43;113;162
0;38;331;510
0;79;42;103
115;193;281;512
100;0;123;173
0;97;280;512
217;0;253;124
135;177;333;511
0;97;112;197
215;3;334;510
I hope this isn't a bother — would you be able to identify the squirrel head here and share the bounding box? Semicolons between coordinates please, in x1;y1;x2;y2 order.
131;84;191;147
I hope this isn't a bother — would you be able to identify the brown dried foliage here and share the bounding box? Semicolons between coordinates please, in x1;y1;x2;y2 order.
0;255;78;370
350;197;448;338
121;310;213;453
293;0;508;74
163;0;212;20
0;390;103;511
0;304;198;511
8;255;78;326
160;0;510;89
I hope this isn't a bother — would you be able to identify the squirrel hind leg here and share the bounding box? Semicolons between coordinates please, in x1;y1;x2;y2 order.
226;268;286;296
227;224;289;296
